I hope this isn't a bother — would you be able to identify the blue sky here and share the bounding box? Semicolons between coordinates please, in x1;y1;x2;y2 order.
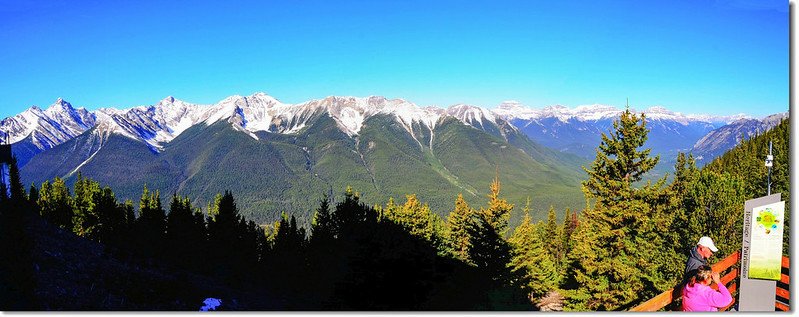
0;0;788;118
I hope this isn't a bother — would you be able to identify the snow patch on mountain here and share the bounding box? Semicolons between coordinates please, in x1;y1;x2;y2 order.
0;99;96;150
447;104;498;128
494;101;752;125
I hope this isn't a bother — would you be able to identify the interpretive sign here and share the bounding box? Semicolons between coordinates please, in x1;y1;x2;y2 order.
748;201;785;280
739;193;781;311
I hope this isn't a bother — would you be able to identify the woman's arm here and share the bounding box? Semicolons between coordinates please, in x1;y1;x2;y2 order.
709;272;733;308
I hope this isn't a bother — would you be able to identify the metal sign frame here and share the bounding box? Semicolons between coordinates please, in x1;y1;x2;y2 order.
739;193;782;311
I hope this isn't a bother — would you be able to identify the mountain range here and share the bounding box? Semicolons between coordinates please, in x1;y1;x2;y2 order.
3;93;786;224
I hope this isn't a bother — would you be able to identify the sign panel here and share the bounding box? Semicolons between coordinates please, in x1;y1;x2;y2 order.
748;201;785;280
739;193;781;311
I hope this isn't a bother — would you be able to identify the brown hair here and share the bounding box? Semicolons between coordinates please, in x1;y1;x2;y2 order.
689;265;713;286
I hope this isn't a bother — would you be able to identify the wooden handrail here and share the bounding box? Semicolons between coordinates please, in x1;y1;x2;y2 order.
782;255;790;269
631;251;740;311
632;253;790;311
712;251;741;272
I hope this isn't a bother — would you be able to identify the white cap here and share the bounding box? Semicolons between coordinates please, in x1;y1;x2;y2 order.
698;236;718;252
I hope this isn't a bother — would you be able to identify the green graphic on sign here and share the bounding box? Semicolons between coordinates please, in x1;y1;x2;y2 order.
756;208;780;234
749;202;785;281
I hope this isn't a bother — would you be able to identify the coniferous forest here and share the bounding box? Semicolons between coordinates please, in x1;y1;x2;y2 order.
0;110;789;311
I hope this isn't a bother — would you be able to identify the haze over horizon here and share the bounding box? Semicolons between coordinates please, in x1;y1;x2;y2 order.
1;0;788;118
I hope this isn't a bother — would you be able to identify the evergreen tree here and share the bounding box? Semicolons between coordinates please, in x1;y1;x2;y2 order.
565;109;674;310
28;184;38;206
483;176;513;235
560;208;578;274
0;156;36;309
384;194;439;243
332;186;377;237
112;199;137;251
7;156;25;203
446;194;475;262
206;191;255;280
310;194;334;246
135;185;166;259
684;170;746;257
38;178;73;229
121;199;136;228
166;194;203;267
544;205;564;270
467;176;515;283
72;174;102;238
509;208;559;299
93;186;122;243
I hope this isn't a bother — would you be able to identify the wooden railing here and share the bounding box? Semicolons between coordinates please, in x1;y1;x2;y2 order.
776;255;790;311
631;251;790;311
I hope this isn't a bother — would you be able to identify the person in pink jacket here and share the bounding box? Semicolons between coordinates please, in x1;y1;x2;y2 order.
682;265;733;311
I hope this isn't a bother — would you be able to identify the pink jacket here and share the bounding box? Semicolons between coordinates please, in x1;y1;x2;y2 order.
682;281;733;311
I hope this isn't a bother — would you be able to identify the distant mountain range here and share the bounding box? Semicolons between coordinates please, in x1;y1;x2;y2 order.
492;100;787;176
2;94;787;223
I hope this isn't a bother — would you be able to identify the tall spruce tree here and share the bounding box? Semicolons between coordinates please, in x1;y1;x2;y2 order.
7;156;25;203
310;194;334;246
509;200;559;299
467;176;515;283
135;186;166;259
28;184;38;206
166;194;202;267
565;108;674;310
384;194;439;243
93;186;122;243
544;205;564;270
0;156;36;309
38;178;73;229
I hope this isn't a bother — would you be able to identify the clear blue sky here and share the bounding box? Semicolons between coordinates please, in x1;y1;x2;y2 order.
0;0;788;118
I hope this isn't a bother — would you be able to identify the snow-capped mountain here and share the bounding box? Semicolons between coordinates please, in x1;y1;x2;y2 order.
0;98;96;165
494;101;748;125
492;101;763;162
692;112;789;162
0;98;96;149
2;93;517;162
2;94;784;172
18;95;589;224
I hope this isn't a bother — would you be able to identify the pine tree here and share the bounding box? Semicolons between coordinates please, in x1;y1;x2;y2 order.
544;205;563;270
310;194;334;246
509;208;559;299
38;178;73;229
483;176;513;235
467;176;515;283
7;156;25;203
0;157;36;309
685;170;746;257
332;186;377;237
565;108;673;310
72;174;102;238
206;191;256;280
93;186;121;243
446;194;473;262
113;199;137;251
560;208;578;277
166;194;197;266
27;184;38;206
384;194;438;242
135;185;166;259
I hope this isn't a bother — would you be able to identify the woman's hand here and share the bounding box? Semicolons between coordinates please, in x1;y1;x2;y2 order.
711;272;721;285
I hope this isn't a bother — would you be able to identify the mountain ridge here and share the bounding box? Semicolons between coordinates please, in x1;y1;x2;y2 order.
3;93;768;157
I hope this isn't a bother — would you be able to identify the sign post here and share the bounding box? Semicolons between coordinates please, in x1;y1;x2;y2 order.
738;193;782;311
